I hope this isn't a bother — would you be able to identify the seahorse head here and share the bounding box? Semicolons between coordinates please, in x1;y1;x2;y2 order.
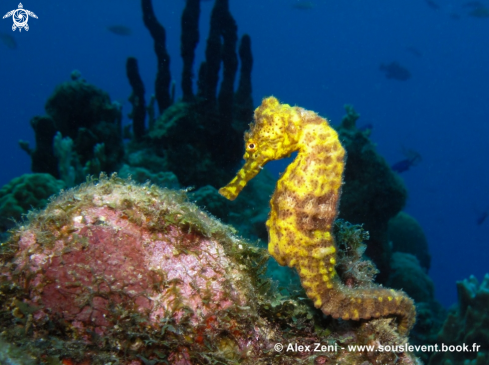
245;96;302;161
219;96;301;200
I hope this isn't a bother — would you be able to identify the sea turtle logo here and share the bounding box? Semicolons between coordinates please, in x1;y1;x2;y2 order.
3;3;38;32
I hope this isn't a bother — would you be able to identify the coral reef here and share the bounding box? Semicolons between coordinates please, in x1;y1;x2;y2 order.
388;211;431;271
336;105;408;282
14;0;265;242
0;173;64;233
220;97;416;335
14;0;261;231
428;275;489;365
0;176;420;364
19;73;124;187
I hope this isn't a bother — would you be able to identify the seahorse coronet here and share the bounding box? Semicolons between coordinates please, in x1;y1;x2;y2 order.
219;96;415;334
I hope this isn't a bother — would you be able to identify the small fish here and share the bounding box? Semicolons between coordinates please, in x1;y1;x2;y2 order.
391;149;421;173
406;46;422;57
292;1;315;10
425;0;440;9
380;61;411;81
0;33;17;49
107;25;132;36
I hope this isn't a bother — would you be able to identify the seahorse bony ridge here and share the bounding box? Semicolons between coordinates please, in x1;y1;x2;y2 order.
219;96;415;334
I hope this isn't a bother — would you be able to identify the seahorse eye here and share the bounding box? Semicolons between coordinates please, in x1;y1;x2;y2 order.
246;141;257;152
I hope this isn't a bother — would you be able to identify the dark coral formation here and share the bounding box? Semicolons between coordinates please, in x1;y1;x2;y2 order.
144;0;254;188
142;0;172;114
389;211;431;271
19;116;58;178
181;0;200;101
215;0;239;125
19;75;124;186
336;105;408;283
234;34;254;129
0;176;420;364
126;56;147;140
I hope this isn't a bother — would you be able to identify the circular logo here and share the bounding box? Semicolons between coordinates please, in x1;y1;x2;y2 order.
274;343;283;352
13;9;28;28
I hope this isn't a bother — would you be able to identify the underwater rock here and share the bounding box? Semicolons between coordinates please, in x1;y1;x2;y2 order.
388;212;431;271
0;173;64;233
0;176;421;364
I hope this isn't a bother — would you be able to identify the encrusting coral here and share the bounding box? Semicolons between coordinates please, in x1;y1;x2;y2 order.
220;96;416;335
0;175;265;363
0;175;420;364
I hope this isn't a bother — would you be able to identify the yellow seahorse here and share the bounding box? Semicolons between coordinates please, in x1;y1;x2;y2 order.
219;96;415;334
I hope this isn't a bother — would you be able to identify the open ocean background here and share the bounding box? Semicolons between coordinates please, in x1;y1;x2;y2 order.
1;0;488;307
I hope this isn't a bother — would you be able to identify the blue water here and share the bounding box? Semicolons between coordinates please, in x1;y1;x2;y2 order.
1;0;488;308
